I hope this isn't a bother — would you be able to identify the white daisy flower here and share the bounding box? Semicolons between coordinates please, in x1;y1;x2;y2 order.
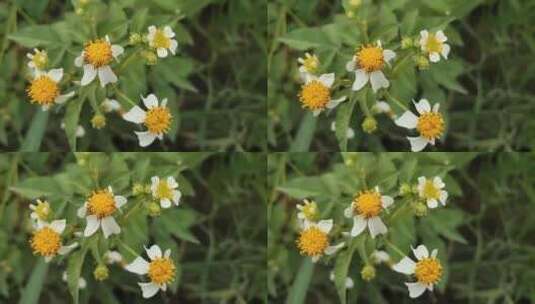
417;176;448;208
298;73;347;116
122;94;173;147
62;271;87;289
329;271;355;289
77;186;127;238
26;48;48;74
419;30;450;63
296;199;319;228
101;98;122;113
29;219;78;262
125;244;176;298
344;187;394;239
330;121;355;139
392;245;443;298
147;25;178;58
296;219;345;263
346;41;396;93
29;199;51;223
297;52;320;81
150;176;182;208
26;69;75;111
74;35;124;87
394;99;445;152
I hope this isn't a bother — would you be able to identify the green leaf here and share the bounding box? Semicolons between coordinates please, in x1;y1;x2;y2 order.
63;97;86;151
285;259;314;304
18;260;48;304
290;113;317;152
20;110;49;152
335;98;357;151
67;243;90;304
10;176;63;199
334;239;358;304
8;25;63;48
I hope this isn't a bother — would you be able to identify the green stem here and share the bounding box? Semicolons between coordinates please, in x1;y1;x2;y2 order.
384;238;406;258
116;238;139;258
384;91;409;111
113;87;138;107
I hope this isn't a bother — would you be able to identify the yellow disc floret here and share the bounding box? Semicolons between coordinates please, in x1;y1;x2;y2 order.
422;179;440;200
27;76;59;106
156;180;173;200
425;34;443;54
84;39;113;67
144;107;172;134
299;81;330;110
414;258;442;285
152;29;171;49
296;227;329;257
357;45;385;72
417;112;444;140
353;190;382;218
148;257;175;284
87;189;116;219
30;227;61;257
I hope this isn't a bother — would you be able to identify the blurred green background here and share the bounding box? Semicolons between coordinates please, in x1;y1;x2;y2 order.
0;152;266;303
0;0;266;151
268;152;535;303
268;0;535;151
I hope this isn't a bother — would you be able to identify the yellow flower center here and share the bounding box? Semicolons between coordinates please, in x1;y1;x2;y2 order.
422;180;440;200
87;190;116;219
30;227;61;257
148;258;176;285
357;45;384;72
152;29;171;49
27;76;59;106
426;35;443;54
301;202;318;221
353;190;382;218
415;258;442;285
32;51;48;69
84;39;113;67
299;80;330;110
34;201;51;220
144;106;172;134
296;227;329;257
302;54;319;73
156;181;173;200
417;112;444;140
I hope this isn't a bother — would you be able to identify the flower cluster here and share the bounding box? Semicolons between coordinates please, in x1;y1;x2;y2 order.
295;29;452;151
294;174;450;299
24;17;180;147
28;175;184;299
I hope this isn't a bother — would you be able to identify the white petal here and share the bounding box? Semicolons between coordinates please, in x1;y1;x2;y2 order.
169;40;178;55
164;26;175;38
345;277;354;288
164;249;171;258
123;106;147;124
325;242;345;255
74;53;84;67
50;219;66;234
318;73;335;88
135;131;157;147
369;71;389;92
427;199;438;209
58;242;78;255
146;244;162;260
167;176;178;188
433;103;440;112
139;282;160;298
395;111;418;129
433;176;444;188
383;49;396;63
55;91;75;104
441;43;450;59
368;217;387;238
125;257;149;275
344;206;353;218
97;66;118;87
420;30;429;39
412;245;429;260
429;52;440;63
77;204;87;218
406;282;427;298
326;96;347;109
45;256;53;263
440;191;448;205
160;198;172;208
148;25;157;35
172;191;182;205
408;136;429;152
114;196;127;209
312;110;321;117
352;69;369;91
415;99;431;114
84;215;100;237
317;219;333;234
346;127;355;139
111;45;124;59
142;94;158;109
392;257;416;274
101;216;121;238
81;64;97;86
157;48;168;58
345;59;356;72
381;196;394;209
311;256;320;263
350;216;367;237
47;68;63;82
436;30;447;42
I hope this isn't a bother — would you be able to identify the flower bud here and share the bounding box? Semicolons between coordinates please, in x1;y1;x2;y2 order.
399;183;412;196
93;264;109;281
349;0;362;7
416;55;430;70
360;264;376;281
141;51;157;65
132;183;144;196
128;33;143;45
91;114;106;129
362;117;377;134
148;202;161;217
412;201;428;217
401;37;413;49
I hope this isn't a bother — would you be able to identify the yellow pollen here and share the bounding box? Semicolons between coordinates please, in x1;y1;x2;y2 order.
156;181;173;200
27;76;59;106
426;35;443;53
144;107;172;134
296;227;329;257
87;190;116;219
417;112;444;140
148;258;176;284
353;190;382;218
84;39;113;67
357;45;385;72
34;201;51;220
302;54;319;73
414;258;442;284
152;29;171;49
299;81;330;110
422;180;440;200
30;227;61;257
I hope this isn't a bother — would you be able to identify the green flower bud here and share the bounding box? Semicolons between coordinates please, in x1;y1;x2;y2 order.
399;183;412;196
93;264;109;281
141;51;157;65
91;114;106;129
148;202;161;217
128;33;143;45
362;117;377;134
132;183;144;196
361;264;376;281
401;37;413;49
416;55;430;70
412;201;428;217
